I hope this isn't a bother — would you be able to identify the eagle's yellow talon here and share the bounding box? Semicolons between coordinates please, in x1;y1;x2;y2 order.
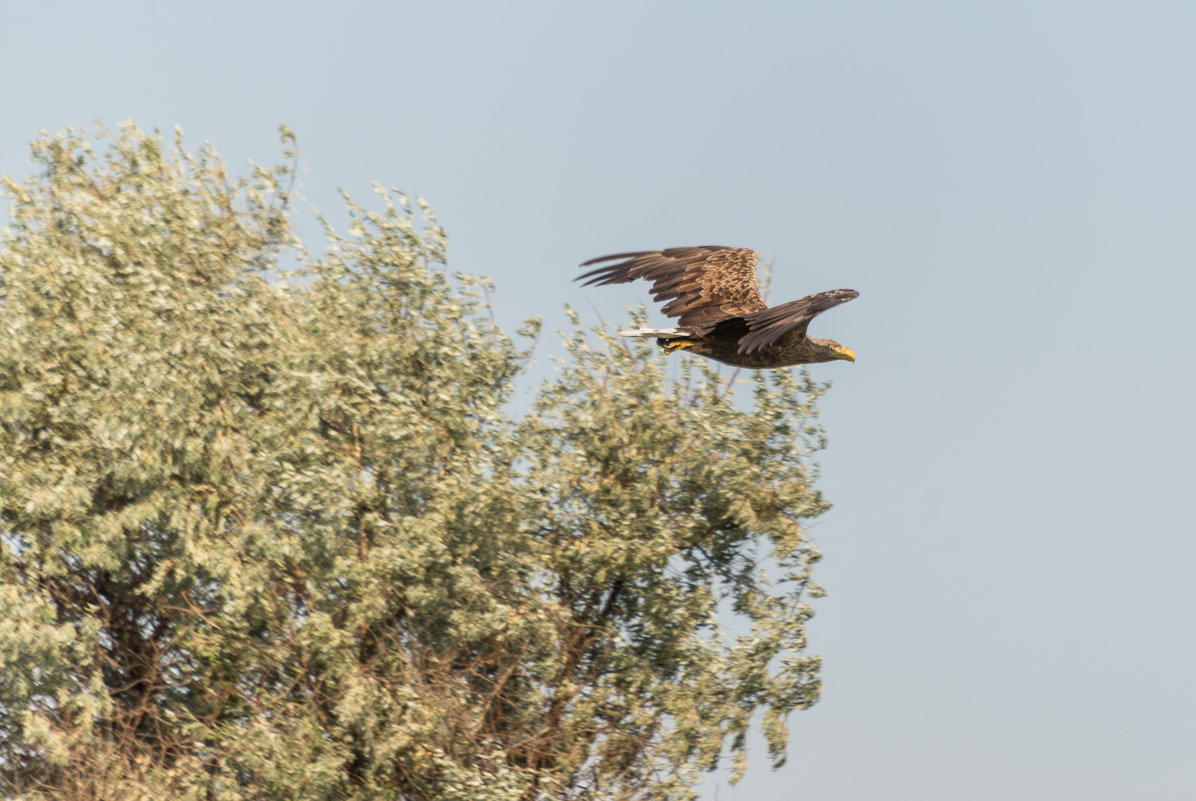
660;339;695;354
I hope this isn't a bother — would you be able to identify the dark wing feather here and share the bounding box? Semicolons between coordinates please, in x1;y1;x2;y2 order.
737;289;859;353
577;246;766;334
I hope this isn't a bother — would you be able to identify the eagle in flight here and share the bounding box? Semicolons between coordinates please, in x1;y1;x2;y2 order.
578;246;858;369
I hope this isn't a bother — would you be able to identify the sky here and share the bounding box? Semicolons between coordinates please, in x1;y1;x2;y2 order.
5;1;1196;798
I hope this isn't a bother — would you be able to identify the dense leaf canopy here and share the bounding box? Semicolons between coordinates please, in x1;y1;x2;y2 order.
0;124;833;801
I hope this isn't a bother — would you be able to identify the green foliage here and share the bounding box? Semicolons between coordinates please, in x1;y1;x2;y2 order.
0;123;833;801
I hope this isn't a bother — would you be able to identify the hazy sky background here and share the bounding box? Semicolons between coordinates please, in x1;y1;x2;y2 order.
5;2;1196;798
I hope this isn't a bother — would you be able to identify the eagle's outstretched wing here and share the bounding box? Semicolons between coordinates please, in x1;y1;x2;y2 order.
737;289;860;353
577;246;766;334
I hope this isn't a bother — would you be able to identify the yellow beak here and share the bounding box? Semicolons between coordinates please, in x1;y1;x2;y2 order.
838;347;856;363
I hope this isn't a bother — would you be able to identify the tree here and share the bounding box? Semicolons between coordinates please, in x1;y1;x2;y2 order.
0;123;832;801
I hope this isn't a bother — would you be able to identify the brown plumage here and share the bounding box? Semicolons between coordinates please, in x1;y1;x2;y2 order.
578;246;858;369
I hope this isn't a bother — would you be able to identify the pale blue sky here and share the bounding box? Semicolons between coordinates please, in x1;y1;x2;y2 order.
5;2;1196;798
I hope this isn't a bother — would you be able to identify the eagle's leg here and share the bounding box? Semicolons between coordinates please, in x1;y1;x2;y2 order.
658;338;696;354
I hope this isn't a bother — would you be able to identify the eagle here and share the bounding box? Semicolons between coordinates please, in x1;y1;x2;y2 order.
578;246;858;369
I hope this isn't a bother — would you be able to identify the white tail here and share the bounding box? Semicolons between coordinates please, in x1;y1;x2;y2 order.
618;327;689;339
